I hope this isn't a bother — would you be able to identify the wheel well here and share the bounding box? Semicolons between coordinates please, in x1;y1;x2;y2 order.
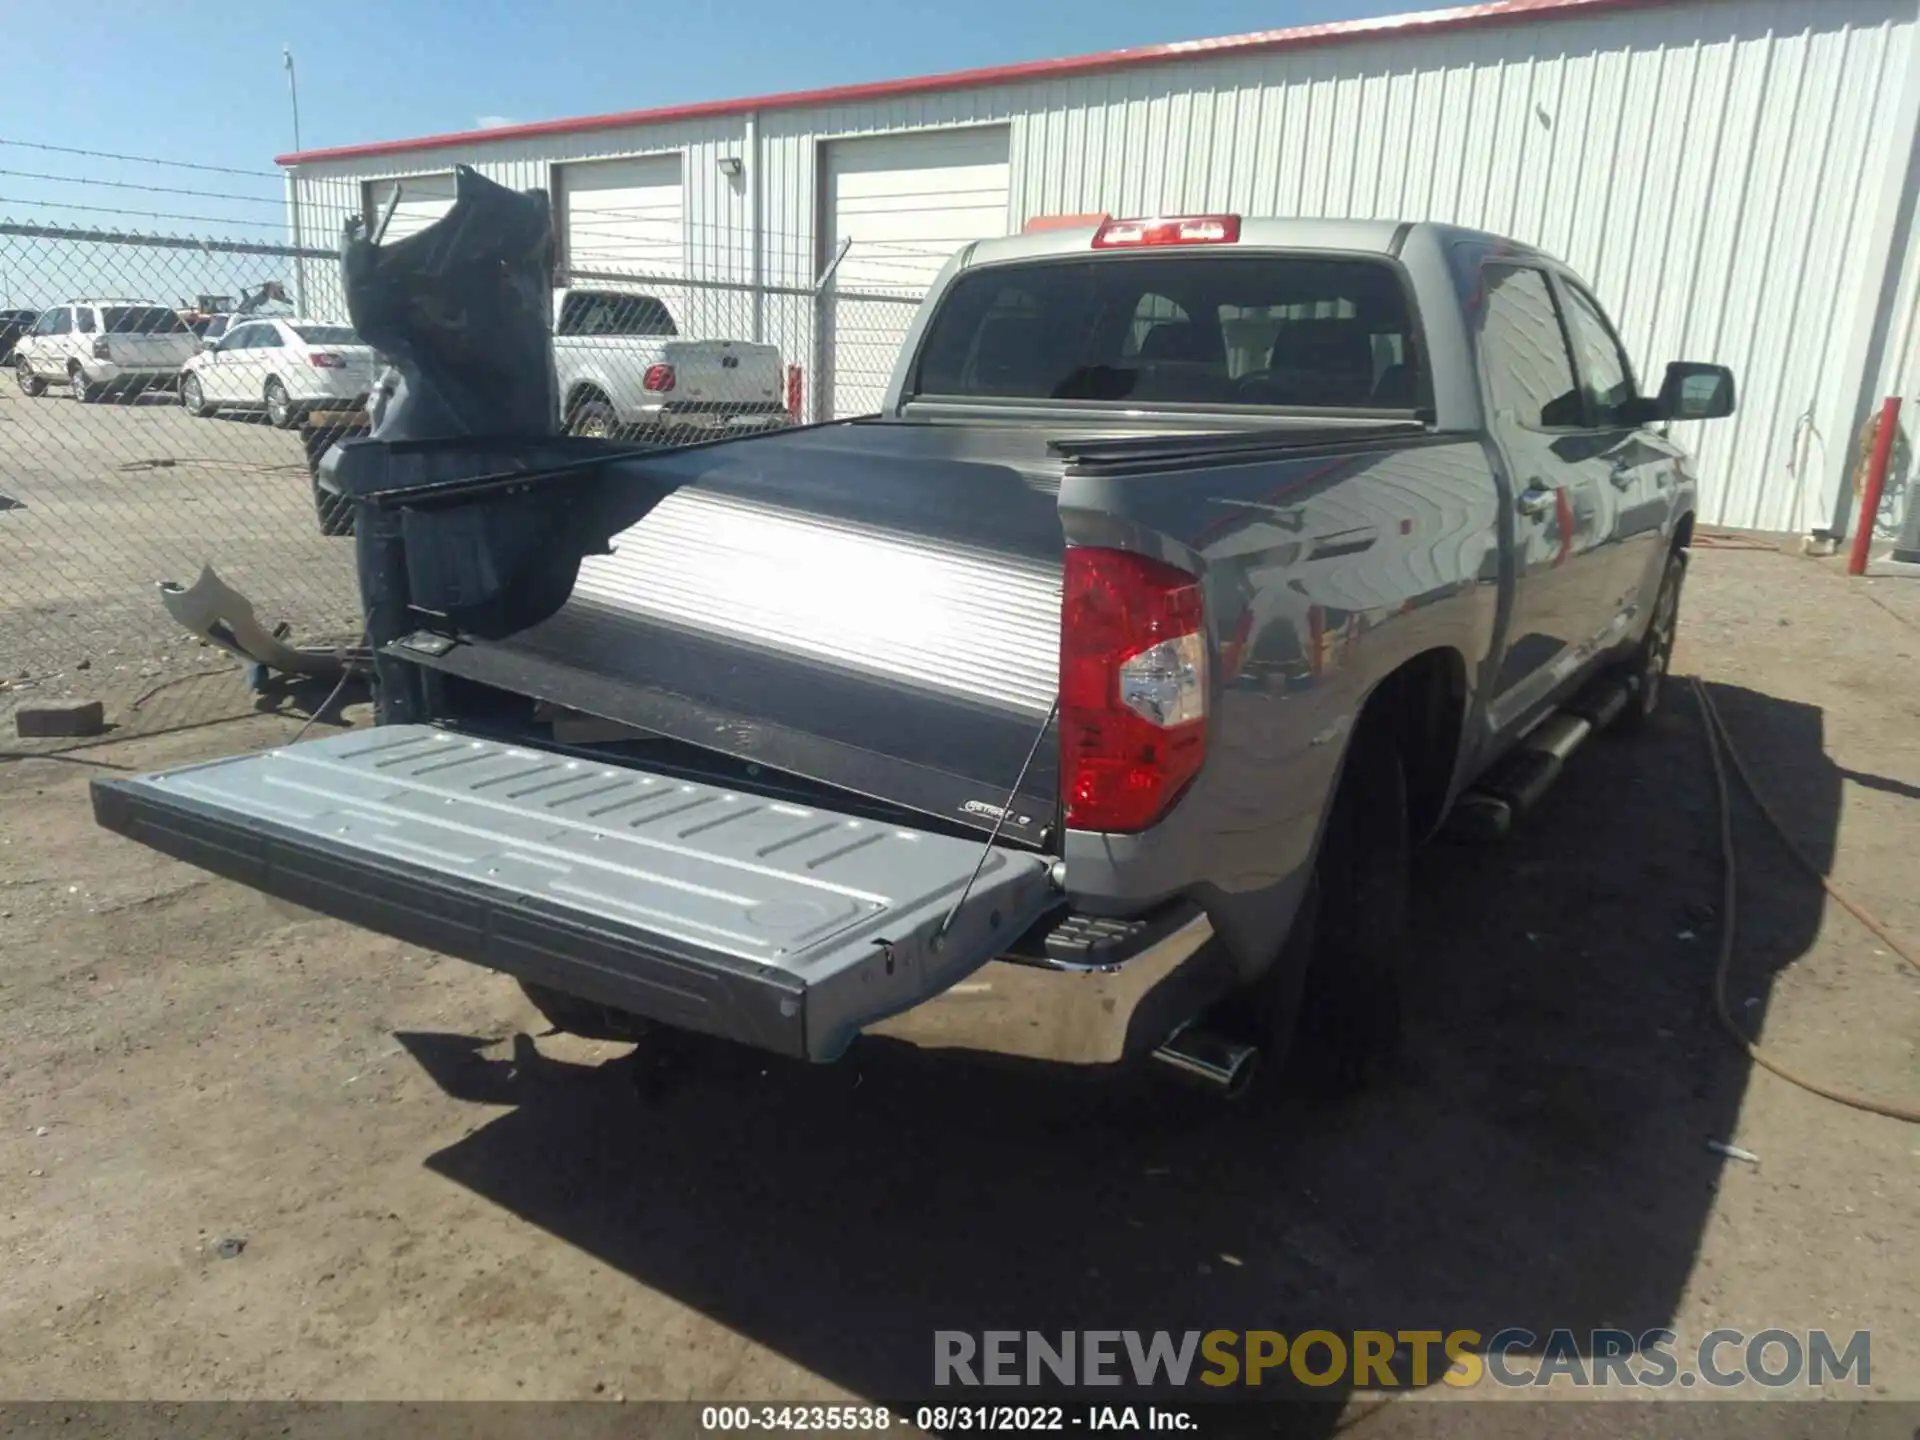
565;383;610;417
1356;648;1468;841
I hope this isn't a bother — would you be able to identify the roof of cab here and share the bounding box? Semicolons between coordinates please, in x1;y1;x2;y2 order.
954;217;1545;270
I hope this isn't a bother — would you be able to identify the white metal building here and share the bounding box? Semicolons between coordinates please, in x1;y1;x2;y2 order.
279;0;1920;536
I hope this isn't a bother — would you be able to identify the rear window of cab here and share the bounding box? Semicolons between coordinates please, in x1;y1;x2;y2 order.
910;253;1422;411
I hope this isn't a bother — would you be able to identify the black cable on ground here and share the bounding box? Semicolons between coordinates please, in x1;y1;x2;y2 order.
285;654;363;747
0;708;267;768
0;749;133;771
1691;676;1920;1124
3;632;373;770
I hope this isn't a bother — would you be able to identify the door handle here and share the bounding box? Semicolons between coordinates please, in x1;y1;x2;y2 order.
1608;460;1634;490
1515;482;1556;518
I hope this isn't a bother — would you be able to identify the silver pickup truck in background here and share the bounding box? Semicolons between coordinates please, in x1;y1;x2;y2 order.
93;204;1736;1103
552;286;791;441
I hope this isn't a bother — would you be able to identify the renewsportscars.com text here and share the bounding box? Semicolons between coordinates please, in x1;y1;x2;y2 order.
933;1328;1871;1391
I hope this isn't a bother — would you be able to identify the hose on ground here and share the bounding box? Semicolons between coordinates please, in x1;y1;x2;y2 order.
1690;676;1920;1123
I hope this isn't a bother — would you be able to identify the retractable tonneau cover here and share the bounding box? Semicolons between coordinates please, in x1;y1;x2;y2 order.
395;422;1072;846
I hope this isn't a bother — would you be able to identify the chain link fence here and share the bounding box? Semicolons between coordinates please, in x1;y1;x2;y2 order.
0;205;927;746
0;222;364;743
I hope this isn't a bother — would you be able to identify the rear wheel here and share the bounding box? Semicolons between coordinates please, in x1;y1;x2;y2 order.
15;358;44;397
566;395;617;439
180;373;213;417
1614;548;1686;733
69;365;99;403
265;378;297;429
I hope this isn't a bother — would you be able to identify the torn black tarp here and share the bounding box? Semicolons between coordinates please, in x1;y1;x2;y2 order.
340;164;558;442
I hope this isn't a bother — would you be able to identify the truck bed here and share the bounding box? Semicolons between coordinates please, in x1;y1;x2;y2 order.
393;422;1075;847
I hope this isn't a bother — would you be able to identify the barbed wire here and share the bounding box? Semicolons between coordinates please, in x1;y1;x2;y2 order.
0;137;282;180
0;167;283;206
0;197;285;231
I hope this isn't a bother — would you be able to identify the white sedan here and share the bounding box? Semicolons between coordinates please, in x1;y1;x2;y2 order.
179;317;377;429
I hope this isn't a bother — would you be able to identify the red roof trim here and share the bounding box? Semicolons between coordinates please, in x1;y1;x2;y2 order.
277;0;1678;167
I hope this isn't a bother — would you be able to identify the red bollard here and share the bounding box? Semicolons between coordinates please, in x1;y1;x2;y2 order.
1849;395;1902;576
786;365;804;422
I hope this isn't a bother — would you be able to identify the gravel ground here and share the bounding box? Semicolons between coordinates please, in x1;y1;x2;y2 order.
0;546;1916;1423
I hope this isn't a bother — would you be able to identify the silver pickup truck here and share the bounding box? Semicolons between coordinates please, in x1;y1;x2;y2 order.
92;209;1735;1100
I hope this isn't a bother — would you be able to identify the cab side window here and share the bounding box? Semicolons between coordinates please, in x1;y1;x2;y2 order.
74;308;97;335
1476;264;1583;430
1559;281;1639;428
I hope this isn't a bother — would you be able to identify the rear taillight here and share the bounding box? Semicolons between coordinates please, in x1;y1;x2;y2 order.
1091;215;1241;249
643;363;676;393
308;352;345;368
91;337;111;360
1059;548;1208;833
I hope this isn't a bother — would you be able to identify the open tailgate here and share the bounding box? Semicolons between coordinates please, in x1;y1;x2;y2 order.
91;726;1055;1060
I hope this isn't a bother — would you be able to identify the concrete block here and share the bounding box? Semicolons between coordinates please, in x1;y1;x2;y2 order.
14;699;106;738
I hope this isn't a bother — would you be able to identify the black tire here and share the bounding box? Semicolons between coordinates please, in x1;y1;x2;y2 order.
1279;723;1412;1097
180;373;213;418
566;395;617;439
265;378;298;429
518;980;646;1043
69;366;99;403
15;358;44;397
1614;547;1686;734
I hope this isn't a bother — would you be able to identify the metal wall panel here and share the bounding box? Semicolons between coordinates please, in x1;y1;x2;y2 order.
821;127;1013;415
289;0;1920;531
364;174;460;241
558;155;684;274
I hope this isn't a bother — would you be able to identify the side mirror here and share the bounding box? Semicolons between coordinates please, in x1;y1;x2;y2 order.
1659;362;1736;422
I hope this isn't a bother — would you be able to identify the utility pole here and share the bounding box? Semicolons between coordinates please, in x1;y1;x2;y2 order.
284;47;307;314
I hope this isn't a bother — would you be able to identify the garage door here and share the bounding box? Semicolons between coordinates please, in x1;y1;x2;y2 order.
364;173;459;242
560;155;685;279
822;127;1010;417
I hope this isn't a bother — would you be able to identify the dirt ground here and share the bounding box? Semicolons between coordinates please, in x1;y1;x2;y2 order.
0;382;362;699
1;545;1917;1418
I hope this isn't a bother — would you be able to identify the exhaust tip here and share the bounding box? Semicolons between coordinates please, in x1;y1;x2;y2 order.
1151;1024;1260;1100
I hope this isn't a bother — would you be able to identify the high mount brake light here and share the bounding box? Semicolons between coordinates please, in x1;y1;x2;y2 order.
1059;548;1208;833
1091;215;1242;249
1024;212;1112;234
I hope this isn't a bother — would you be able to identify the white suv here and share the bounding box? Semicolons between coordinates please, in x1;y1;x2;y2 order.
13;301;200;402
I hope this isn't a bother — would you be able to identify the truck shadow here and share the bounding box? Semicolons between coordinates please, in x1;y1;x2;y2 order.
397;677;1836;1420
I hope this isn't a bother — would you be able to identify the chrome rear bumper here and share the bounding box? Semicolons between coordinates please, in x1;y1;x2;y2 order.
865;911;1227;1066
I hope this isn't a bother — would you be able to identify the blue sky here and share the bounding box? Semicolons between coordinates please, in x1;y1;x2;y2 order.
0;0;1408;306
